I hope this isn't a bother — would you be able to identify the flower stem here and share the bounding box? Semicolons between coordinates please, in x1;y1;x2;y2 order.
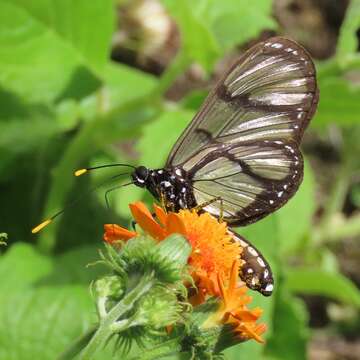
57;325;97;360
80;271;155;360
129;337;183;360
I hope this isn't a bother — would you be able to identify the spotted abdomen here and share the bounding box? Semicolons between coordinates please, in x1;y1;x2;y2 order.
229;230;274;296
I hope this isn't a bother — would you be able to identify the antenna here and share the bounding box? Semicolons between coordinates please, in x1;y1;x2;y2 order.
74;163;135;177
31;171;133;234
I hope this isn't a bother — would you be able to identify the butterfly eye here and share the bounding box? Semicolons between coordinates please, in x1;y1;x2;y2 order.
132;166;149;186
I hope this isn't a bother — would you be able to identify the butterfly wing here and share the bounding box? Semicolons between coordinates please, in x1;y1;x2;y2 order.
166;37;319;225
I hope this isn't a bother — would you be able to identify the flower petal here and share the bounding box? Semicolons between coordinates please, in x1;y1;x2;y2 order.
129;202;166;240
165;213;187;236
153;204;167;226
104;224;136;243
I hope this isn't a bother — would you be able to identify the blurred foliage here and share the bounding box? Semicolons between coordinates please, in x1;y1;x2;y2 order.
0;0;359;359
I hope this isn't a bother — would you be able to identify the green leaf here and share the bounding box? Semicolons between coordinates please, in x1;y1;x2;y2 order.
0;101;59;173
39;245;106;286
313;76;360;127
276;160;315;254
0;243;53;292
336;0;360;67
79;62;157;120
285;268;360;307
206;0;276;50
265;287;309;360
161;0;220;71
0;0;114;102
0;285;95;360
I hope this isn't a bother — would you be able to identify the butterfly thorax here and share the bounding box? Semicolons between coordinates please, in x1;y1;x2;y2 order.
132;166;197;211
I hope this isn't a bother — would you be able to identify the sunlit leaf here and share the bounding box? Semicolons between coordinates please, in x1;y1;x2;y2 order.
265;286;309;360
0;0;114;102
285;268;360;307
276;160;315;254
337;0;360;67
313;77;360;127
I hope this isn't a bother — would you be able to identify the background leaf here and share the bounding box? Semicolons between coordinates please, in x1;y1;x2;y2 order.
285;268;360;307
0;0;114;103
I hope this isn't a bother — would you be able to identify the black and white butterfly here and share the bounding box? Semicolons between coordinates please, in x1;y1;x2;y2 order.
35;37;318;297
130;37;319;296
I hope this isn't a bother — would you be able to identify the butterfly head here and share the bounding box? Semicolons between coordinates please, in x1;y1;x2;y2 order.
132;166;150;188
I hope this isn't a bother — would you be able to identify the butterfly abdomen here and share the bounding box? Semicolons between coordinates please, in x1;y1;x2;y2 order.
230;230;274;296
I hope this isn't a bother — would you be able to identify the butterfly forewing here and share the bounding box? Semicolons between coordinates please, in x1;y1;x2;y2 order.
166;37;318;225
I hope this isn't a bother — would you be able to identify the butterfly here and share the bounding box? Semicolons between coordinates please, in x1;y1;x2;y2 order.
130;37;319;296
33;37;319;297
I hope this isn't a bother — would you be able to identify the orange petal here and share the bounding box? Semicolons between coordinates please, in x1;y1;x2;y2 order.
153;204;167;226
165;213;187;236
238;323;265;343
104;224;136;243
230;310;259;322
229;260;239;293
217;272;229;307
129;202;166;240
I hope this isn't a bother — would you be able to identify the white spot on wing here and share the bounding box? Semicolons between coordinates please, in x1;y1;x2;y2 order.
257;257;265;267
248;247;258;257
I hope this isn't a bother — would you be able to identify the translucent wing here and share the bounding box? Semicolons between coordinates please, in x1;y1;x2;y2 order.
166;37;319;225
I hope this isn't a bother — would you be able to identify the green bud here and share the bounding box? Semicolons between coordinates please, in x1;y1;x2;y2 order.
152;234;192;283
94;275;125;300
134;285;183;329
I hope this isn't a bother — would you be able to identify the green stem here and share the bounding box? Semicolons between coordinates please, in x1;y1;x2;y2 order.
320;166;350;228
129;337;183;360
80;271;155;360
314;213;360;244
57;325;97;360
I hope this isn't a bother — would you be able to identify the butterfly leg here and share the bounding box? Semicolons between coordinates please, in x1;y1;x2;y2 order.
193;196;224;222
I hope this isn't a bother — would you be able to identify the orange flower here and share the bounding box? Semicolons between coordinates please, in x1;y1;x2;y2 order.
104;202;266;343
104;202;241;298
203;260;266;343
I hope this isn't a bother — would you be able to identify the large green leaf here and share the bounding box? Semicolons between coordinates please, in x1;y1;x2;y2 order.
0;0;114;103
265;286;309;360
0;243;53;292
312;76;360;127
0;286;95;360
276;160;315;254
285;268;360;307
0;98;59;174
